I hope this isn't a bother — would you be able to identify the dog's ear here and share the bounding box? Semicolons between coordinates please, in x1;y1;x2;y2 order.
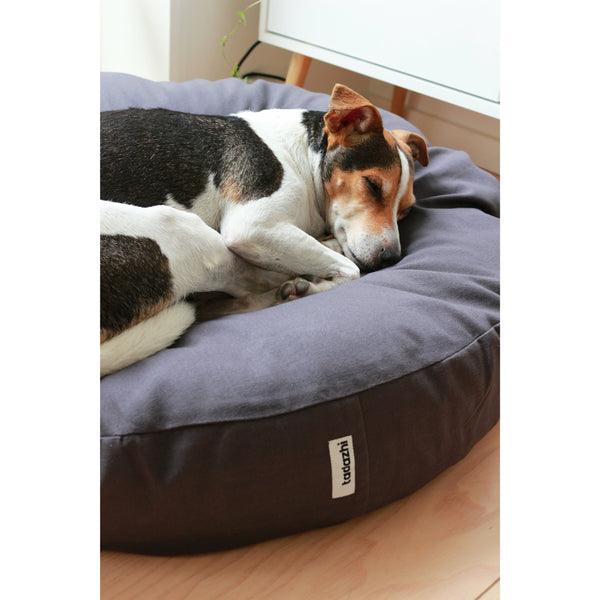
390;130;429;166
324;84;383;140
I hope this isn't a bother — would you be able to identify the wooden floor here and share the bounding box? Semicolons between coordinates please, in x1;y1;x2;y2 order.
101;423;499;599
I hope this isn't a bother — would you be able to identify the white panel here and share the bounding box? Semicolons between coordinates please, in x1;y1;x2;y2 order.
262;0;499;116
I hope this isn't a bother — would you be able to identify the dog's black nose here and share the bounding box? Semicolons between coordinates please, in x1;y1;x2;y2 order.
379;246;401;268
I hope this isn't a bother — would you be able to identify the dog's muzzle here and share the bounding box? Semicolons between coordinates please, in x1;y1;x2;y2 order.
379;245;402;269
352;244;401;273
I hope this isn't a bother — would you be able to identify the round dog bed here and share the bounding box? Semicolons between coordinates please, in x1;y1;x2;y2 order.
100;73;500;555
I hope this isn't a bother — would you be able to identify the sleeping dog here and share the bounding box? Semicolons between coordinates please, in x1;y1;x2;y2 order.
101;84;428;376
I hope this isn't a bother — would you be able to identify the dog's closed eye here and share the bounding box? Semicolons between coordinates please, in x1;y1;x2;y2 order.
363;176;382;200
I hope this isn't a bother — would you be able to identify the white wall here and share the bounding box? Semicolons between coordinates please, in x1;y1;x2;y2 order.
100;0;499;174
100;0;171;81
169;0;262;82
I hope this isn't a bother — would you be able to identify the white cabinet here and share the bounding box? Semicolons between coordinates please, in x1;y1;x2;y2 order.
259;0;499;118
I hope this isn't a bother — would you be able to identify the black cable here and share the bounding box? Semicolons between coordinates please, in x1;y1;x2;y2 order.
237;40;261;71
241;71;286;82
234;40;285;82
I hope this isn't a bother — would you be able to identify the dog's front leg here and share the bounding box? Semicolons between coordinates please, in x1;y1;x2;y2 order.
222;222;360;297
318;234;344;254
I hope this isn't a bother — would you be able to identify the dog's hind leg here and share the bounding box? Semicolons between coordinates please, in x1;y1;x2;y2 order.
101;201;292;376
188;276;317;321
100;300;196;377
185;289;278;322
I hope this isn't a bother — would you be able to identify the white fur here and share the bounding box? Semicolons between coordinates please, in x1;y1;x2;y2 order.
396;146;411;205
165;173;223;231
101;200;286;298
236;110;328;235
214;110;360;283
101;301;196;377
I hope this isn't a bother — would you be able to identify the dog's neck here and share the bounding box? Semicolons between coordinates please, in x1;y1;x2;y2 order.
302;110;333;229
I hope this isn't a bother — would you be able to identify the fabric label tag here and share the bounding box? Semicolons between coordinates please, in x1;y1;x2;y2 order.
328;435;355;498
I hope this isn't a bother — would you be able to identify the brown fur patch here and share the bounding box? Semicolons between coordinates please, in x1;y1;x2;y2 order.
325;164;401;232
383;129;422;218
397;184;416;220
100;295;175;344
220;176;243;204
329;84;373;111
324;84;384;144
390;129;429;166
101;234;175;342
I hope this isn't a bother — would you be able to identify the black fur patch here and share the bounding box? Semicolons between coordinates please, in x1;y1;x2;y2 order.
100;109;284;208
337;135;399;172
301;110;400;182
302;110;328;155
323;135;400;182
101;234;173;338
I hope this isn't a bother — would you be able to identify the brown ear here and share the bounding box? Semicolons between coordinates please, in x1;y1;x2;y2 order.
390;130;429;166
329;84;373;111
324;84;383;138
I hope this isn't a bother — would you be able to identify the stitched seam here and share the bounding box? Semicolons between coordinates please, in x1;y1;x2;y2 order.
357;395;371;514
101;322;500;440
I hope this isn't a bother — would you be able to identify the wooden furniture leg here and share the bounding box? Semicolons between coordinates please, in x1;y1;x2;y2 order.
391;86;408;116
285;53;312;87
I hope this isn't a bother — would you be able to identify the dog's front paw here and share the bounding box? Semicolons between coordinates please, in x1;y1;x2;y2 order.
277;276;324;301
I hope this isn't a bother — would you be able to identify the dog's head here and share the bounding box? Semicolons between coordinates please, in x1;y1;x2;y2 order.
321;84;428;272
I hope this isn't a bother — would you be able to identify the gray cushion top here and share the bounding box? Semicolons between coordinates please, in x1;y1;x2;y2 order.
101;73;499;436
